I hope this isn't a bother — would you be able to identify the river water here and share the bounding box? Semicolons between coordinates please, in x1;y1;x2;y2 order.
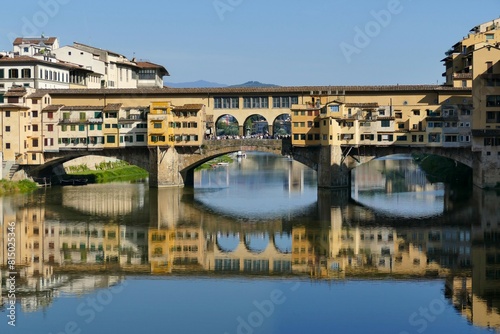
0;152;498;334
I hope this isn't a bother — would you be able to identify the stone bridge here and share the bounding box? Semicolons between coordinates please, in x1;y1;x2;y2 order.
26;139;481;188
150;138;291;186
291;144;479;188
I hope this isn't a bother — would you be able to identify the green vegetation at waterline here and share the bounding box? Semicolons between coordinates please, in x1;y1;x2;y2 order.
67;162;148;183
0;179;38;195
196;155;234;171
412;153;472;186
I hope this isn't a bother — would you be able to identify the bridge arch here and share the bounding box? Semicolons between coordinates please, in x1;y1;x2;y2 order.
25;148;150;179
216;233;240;253
273;232;292;253
243;114;269;136
215;114;240;137
243;233;270;254
272;114;291;136
177;138;290;186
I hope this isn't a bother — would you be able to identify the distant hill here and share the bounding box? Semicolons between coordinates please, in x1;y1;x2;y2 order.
163;80;227;88
228;81;279;88
163;80;279;88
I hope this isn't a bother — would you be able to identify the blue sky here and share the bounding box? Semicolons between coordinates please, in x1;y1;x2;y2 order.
0;0;498;86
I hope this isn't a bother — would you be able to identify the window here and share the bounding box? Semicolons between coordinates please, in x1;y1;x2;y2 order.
412;109;420;115
329;105;339;112
5;126;10;132
22;68;31;78
487;111;500;123
79;125;85;131
32;139;38;147
0;69;3;78
33;124;38;131
444;135;458;142
214;97;239;109
486;96;500;107
243;97;269;108
47;124;53;132
459;135;470;142
5;111;10;117
8;69;19;78
153;122;162;128
486;34;494;40
272;96;298;108
106;135;116;143
428;134;441;143
380;120;391;127
5;143;10;149
487;61;493;74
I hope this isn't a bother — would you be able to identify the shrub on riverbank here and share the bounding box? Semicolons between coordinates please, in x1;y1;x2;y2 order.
196;155;234;171
69;165;148;183
412;153;472;186
0;179;38;195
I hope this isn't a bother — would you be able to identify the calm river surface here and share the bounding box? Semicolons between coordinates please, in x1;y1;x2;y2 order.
0;152;498;334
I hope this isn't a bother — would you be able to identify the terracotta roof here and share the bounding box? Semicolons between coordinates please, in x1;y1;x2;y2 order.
0;104;30;110
61;106;104;111
136;61;170;76
103;103;122;111
28;92;49;98
73;42;126;58
4;89;27;97
37;85;471;97
42;104;64;111
173;104;204;110
13;37;57;46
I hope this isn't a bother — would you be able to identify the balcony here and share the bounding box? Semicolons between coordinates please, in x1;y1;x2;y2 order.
149;115;167;121
453;73;472;80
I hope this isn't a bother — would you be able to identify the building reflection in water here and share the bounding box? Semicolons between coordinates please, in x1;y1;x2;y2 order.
0;179;499;331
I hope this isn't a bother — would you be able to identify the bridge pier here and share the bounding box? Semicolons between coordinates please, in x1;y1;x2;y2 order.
149;146;185;188
473;152;500;188
317;145;351;188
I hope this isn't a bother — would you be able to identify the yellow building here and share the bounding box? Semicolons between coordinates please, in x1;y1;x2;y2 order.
442;18;500;88
148;227;174;273
148;101;171;146
290;87;471;149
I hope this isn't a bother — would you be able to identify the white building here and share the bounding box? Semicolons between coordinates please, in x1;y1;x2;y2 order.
12;36;60;57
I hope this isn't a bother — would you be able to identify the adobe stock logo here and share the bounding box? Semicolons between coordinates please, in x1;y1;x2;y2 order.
6;0;71;43
339;0;410;64
213;0;244;21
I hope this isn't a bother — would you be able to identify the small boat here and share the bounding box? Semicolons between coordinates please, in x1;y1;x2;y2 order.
236;151;246;158
61;178;88;186
216;162;229;166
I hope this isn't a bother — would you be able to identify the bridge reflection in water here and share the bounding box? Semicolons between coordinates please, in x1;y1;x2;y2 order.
0;153;500;329
0;183;499;331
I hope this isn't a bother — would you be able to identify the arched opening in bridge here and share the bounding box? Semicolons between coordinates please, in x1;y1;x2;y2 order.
215;114;239;137
243;114;268;137
31;154;148;185
272;114;291;137
244;233;269;253
350;154;463;218
274;232;292;253
216;233;240;252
